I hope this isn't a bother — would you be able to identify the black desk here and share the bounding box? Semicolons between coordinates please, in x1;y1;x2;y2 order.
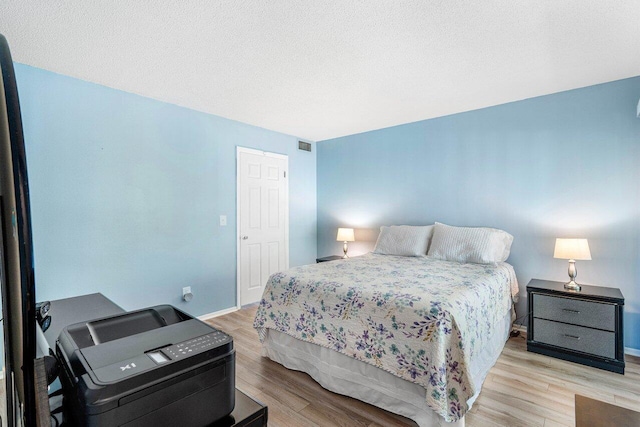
41;293;124;351
212;389;268;426
38;293;127;422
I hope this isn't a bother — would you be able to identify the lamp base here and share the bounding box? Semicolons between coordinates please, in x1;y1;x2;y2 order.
564;280;581;292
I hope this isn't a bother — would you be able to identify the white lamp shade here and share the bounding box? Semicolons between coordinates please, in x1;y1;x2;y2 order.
553;238;592;260
336;228;355;242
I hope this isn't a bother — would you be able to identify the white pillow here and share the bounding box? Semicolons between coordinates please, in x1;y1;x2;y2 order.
427;222;513;264
373;225;434;257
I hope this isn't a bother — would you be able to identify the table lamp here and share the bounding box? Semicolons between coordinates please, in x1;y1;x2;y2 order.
336;228;355;258
553;238;591;291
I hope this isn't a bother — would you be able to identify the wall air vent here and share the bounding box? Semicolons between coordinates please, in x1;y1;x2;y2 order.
298;141;312;152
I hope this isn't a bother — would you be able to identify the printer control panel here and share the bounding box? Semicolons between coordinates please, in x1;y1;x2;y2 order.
90;329;233;383
162;330;232;361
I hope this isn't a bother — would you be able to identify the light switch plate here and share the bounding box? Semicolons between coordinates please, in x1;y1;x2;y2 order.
220;215;227;226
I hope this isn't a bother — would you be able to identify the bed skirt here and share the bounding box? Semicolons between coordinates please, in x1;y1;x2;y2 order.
260;306;512;427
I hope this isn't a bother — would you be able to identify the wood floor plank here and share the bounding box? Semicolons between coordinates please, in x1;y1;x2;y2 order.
488;366;551;392
473;389;546;426
482;378;573;420
206;305;640;426
298;402;371;427
466;403;542;427
543;418;572;427
614;394;640;412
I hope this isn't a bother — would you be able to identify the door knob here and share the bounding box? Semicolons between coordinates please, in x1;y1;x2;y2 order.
242;236;248;240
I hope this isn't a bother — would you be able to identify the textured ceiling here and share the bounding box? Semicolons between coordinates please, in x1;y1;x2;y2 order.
1;1;639;141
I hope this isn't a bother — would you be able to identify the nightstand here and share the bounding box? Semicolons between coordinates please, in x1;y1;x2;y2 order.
316;255;343;263
527;279;625;374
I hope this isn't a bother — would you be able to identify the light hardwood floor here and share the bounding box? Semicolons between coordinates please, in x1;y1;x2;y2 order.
206;306;640;427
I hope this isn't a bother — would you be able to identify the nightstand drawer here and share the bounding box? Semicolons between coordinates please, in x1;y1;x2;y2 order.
533;318;616;359
532;293;615;331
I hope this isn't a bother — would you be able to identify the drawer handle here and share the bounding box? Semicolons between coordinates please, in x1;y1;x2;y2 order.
562;308;580;314
564;334;581;340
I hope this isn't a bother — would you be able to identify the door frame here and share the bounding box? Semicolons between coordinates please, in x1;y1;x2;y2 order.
236;146;289;308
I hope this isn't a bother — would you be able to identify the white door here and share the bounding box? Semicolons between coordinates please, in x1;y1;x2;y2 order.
237;147;289;306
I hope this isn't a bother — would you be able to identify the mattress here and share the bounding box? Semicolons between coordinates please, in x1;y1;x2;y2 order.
253;253;518;424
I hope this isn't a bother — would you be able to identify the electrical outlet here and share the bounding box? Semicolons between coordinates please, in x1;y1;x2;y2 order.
219;215;227;226
182;286;193;302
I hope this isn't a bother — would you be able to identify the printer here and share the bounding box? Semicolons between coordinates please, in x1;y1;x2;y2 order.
56;305;235;426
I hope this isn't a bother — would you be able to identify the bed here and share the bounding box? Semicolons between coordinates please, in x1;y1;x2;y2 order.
253;224;519;426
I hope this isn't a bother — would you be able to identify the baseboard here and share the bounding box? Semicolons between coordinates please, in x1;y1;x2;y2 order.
512;324;640;357
198;306;239;321
625;347;640;357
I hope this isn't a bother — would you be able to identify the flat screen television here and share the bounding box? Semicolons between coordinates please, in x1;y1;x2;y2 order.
0;34;37;426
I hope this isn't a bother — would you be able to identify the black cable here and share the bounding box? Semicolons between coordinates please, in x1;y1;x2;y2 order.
50;414;59;427
509;310;533;340
48;388;63;398
512;309;533;328
50;406;64;415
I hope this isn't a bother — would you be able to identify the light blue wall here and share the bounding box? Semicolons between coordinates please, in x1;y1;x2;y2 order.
317;76;640;350
14;64;317;317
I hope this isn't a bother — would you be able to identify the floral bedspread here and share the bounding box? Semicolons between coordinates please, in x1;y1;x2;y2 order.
253;253;518;422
